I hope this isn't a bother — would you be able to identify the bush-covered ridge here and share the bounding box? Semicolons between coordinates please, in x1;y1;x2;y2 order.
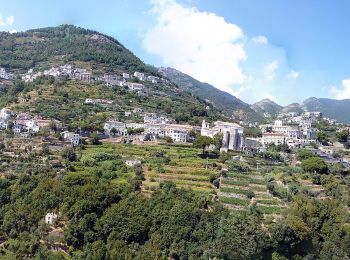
0;24;154;74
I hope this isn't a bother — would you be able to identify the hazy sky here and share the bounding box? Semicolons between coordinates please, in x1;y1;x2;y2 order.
1;0;350;105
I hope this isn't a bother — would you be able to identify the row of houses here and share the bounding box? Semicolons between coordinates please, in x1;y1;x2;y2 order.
260;119;318;140
21;64;161;89
22;65;91;83
0;67;16;80
0;108;80;147
104;120;193;143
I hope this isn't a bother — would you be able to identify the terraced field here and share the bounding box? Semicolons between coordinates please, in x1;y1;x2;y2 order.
219;171;287;217
73;143;218;193
142;147;218;193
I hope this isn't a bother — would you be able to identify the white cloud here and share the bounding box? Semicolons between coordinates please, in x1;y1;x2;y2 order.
252;35;268;44
6;16;14;26
264;60;279;81
287;70;299;80
263;93;276;101
330;78;350;99
0;14;14;27
143;0;246;95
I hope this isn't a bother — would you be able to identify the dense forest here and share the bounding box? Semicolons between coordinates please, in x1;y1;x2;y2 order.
0;167;349;259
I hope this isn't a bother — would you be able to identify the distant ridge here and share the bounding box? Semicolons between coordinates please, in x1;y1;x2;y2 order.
159;67;262;122
251;98;283;116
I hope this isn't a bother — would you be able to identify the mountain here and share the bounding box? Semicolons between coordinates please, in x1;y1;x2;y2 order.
274;97;350;123
251;99;282;116
0;25;231;127
280;103;304;114
0;25;154;74
302;97;350;123
158;67;262;122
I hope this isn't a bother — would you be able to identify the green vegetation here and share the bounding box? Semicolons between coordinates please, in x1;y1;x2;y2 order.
219;196;250;206
0;137;350;258
193;135;213;154
301;157;329;174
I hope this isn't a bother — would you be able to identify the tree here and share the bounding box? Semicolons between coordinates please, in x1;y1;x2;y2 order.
296;149;317;161
90;132;100;145
61;147;77;162
344;142;350;149
110;127;117;136
213;133;223;150
316;131;329;145
193;136;213;154
336;130;348;143
301;157;328;174
164;136;173;143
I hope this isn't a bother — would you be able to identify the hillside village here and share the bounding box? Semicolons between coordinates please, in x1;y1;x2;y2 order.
1;63;349;166
1;25;350;259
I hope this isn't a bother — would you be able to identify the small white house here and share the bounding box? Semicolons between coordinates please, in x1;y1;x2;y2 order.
122;73;130;79
45;212;58;225
61;131;80;146
125;159;141;167
133;71;145;81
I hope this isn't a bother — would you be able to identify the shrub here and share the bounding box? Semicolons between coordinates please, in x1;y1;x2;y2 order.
226;160;251;172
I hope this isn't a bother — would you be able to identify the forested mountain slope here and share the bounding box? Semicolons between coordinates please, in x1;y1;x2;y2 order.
159;67;262;122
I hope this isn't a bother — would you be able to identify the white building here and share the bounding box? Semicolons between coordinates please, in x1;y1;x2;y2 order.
201;120;244;151
0;119;8;129
128;82;144;91
122;73;130;79
0;67;15;80
13;114;41;134
45;212;58;225
104;119;192;143
103;74;122;87
261;133;286;146
147;75;159;84
0;108;13;120
85;98;113;106
144;113;170;124
165;124;193;143
260;120;301;138
134;71;145;81
104;121;128;136
61;131;80;146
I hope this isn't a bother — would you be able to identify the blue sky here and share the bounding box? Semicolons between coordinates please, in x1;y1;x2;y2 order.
1;0;350;105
